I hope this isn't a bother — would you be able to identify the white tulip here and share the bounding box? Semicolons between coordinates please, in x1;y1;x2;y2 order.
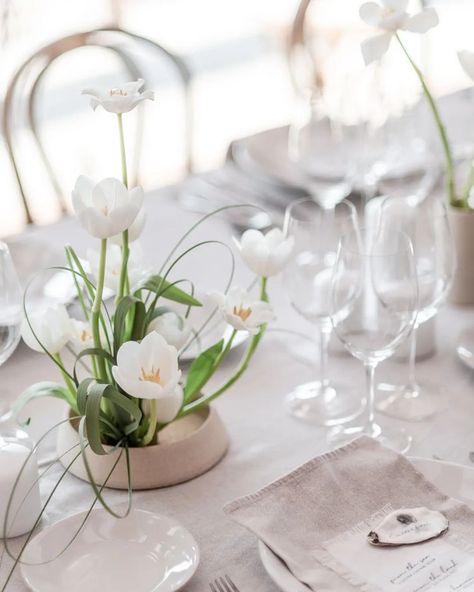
458;50;474;83
359;1;438;65
72;176;144;239
211;287;275;335
235;228;294;278
112;332;182;403
111;207;146;246
147;312;191;350
69;319;94;351
82;79;154;114
87;243;147;293
21;304;72;354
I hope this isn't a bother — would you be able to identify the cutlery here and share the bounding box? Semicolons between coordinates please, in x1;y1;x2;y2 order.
209;574;240;592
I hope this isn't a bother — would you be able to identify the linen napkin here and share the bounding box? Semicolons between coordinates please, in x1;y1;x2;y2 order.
224;437;474;592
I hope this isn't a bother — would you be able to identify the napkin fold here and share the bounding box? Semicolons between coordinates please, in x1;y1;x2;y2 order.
225;437;474;592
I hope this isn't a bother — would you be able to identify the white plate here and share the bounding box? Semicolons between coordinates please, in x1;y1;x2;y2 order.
232;127;430;192
22;509;199;592
456;327;474;371
258;457;474;592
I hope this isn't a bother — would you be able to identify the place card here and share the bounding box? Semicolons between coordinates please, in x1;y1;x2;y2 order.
323;506;474;591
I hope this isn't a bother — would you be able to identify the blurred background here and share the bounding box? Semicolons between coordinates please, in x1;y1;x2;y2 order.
0;0;473;237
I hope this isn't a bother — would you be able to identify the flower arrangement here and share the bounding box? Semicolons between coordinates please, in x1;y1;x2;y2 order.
13;79;293;479
359;0;474;209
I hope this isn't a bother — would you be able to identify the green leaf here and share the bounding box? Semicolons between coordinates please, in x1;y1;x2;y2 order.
143;275;201;307
12;382;78;418
184;339;224;402
114;296;141;354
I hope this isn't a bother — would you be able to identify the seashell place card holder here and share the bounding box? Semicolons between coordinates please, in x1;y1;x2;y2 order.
368;507;449;547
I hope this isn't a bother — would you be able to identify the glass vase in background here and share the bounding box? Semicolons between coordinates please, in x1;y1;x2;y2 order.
329;227;418;453
283;198;363;426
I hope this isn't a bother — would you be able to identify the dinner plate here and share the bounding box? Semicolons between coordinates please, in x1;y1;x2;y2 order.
456;327;474;371
21;509;199;592
232;126;431;192
258;457;474;592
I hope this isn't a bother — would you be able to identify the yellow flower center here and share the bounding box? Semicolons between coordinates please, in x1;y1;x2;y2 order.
109;88;128;96
80;329;91;343
233;305;252;322
139;366;161;384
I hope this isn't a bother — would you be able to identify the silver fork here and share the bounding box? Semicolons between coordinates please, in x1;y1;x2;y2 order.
209;574;240;592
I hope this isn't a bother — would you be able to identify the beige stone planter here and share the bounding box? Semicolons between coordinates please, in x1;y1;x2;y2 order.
56;406;229;490
448;207;474;305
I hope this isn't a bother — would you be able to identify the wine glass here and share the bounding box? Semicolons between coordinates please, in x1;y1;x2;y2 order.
329;227;418;452
0;242;22;417
283;198;363;425
375;196;455;421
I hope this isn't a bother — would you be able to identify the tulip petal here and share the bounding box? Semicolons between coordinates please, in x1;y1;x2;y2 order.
383;0;408;11
123;79;145;93
402;7;439;33
359;2;383;26
458;50;474;82
155;387;184;423
361;33;392;65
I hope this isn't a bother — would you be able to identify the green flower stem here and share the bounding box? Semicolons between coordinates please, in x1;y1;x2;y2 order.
65;247;89;321
180;276;269;417
117;113;128;188
141;400;157;446
54;353;77;398
92;239;107;381
395;34;459;207
117;113;130;302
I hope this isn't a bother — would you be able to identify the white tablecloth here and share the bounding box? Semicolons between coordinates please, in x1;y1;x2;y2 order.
1;187;474;591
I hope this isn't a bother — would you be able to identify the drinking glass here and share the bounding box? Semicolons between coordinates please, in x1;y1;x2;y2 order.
329;227;418;452
0;243;22;397
375;196;455;421
283;199;363;425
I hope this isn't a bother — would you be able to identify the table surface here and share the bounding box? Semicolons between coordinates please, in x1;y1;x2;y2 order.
1;185;474;592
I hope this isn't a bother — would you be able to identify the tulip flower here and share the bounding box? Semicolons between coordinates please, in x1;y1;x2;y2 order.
211;287;275;335
359;0;438;65
112;332;182;402
147;311;191;350
72;176;144;239
235;228;294;278
82;79;154;114
87;243;147;293
21;304;72;354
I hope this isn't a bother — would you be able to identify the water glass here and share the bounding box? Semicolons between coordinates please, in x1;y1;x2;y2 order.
283;199;363;426
329;227;418;452
376;196;455;420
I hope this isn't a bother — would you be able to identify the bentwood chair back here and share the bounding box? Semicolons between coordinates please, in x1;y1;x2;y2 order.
2;28;194;225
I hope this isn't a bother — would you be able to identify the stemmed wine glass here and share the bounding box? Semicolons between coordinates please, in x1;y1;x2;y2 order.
283;199;363;425
376;196;455;421
329;227;418;452
0;242;23;417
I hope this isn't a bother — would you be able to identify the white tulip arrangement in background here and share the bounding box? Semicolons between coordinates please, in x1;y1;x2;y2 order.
12;80;291;512
360;0;474;209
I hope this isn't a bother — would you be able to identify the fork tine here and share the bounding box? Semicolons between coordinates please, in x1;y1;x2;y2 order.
209;583;218;592
215;578;229;592
224;575;240;592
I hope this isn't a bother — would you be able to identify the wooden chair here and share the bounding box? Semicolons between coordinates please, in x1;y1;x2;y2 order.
2;28;193;224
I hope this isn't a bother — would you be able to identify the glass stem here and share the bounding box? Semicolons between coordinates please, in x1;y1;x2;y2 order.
365;362;377;433
319;327;331;390
407;323;419;393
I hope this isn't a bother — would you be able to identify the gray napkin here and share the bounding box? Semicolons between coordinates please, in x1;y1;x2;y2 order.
225;437;474;592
